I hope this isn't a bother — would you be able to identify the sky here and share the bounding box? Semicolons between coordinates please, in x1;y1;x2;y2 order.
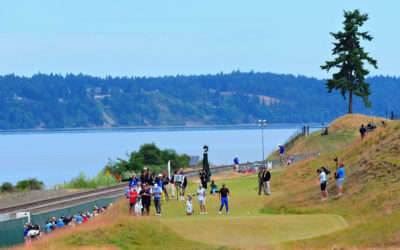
0;0;398;79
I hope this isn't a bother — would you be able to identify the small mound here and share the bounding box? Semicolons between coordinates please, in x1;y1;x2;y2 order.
328;114;383;134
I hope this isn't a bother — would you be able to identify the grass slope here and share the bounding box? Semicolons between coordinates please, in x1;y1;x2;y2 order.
23;114;400;249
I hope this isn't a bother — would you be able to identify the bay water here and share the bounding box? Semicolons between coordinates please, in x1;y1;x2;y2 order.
0;127;300;188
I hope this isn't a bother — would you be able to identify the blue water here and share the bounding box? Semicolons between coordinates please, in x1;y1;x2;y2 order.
0;127;298;187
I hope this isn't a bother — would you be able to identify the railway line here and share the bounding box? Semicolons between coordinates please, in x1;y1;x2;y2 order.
0;163;240;217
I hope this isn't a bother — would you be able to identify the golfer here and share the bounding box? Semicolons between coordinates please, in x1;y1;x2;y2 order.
196;184;207;215
218;183;230;214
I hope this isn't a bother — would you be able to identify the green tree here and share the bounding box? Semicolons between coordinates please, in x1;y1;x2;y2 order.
321;9;378;114
138;143;162;165
1;182;14;193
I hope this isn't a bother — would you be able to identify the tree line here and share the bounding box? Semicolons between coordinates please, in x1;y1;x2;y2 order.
0;72;399;130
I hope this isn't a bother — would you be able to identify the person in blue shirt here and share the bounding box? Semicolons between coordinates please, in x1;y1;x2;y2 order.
234;155;239;170
56;219;65;228
153;184;163;216
45;222;52;233
278;144;285;167
76;213;83;224
336;164;345;195
121;173;141;188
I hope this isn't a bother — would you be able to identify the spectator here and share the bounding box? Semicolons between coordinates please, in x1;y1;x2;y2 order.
336;164;345;196
263;167;271;195
360;124;367;140
75;213;83;224
258;167;265;195
199;170;208;190
162;173;170;201
179;171;187;201
82;214;88;223
56;219;65;228
279;144;285;167
140;184;152;216
234;155;239;170
153;184;163;216
196;184;207;215
45;221;52;233
125;184;132;210
210;180;218;195
128;186;139;215
121;173;141;188
218;183;230;214
317;169;327;201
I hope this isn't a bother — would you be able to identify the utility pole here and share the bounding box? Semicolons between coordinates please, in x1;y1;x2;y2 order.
258;119;266;164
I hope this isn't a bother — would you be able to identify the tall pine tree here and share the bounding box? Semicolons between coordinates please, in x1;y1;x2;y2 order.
321;9;378;114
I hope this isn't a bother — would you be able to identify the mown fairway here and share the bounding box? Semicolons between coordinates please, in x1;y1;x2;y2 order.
157;171;348;248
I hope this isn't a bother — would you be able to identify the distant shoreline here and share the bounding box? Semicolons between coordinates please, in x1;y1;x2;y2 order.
0;123;325;134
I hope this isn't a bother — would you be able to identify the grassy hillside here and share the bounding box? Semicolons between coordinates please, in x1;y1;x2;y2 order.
19;114;400;249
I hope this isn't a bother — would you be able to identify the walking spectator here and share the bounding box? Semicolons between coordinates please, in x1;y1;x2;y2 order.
360;124;367;140
128;187;139;215
258;167;265;195
317;169;327;201
45;221;52;233
196;184;207;215
199;169;208;190
336;164;345;195
153;184;163;216
218;183;230;214
125;184;132;210
279;144;285;166
263;167;271;195
234;155;239;170
140;184;152;216
210;180;218;195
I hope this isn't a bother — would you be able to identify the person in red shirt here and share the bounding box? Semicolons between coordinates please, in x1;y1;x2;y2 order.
128;187;139;215
82;215;88;223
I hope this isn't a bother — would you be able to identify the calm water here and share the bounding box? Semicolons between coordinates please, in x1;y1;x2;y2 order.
0;127;298;187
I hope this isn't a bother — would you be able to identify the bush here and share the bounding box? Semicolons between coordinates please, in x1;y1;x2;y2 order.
1;182;14;193
62;172;97;189
16;178;44;191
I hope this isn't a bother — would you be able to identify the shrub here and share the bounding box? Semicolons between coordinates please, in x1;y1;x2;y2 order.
16;178;44;191
1;182;14;193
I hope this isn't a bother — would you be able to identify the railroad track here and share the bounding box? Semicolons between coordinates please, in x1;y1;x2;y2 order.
0;163;240;216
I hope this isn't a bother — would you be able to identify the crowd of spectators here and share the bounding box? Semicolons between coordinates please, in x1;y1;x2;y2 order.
24;203;111;244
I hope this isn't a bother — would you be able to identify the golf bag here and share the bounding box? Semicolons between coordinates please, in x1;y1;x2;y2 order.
186;194;194;215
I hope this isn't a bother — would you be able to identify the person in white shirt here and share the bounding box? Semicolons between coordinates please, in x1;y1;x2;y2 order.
196;184;207;215
317;168;327;201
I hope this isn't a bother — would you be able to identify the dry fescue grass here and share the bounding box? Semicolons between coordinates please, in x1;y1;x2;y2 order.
263;118;400;249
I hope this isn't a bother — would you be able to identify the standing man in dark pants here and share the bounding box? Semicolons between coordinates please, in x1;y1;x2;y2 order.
199;169;208;190
218;183;230;214
258;167;265;195
360;124;367;140
153;184;163;215
263;167;271;195
139;184;151;216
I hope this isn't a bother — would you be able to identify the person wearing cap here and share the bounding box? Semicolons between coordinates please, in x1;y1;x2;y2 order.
218;183;230;214
278;144;285;167
199;169;208;190
336;164;344;196
263;167;271;195
128;186;139;215
139;184;151;216
196;183;207;215
162;172;170;201
179;171;188;201
121;173;141;188
153;183;163;215
125;184;132;210
234;155;239;170
257;167;265;195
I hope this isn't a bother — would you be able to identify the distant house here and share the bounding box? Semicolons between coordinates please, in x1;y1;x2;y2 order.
94;94;111;99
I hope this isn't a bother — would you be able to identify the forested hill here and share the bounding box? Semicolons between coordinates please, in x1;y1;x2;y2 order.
0;72;399;130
